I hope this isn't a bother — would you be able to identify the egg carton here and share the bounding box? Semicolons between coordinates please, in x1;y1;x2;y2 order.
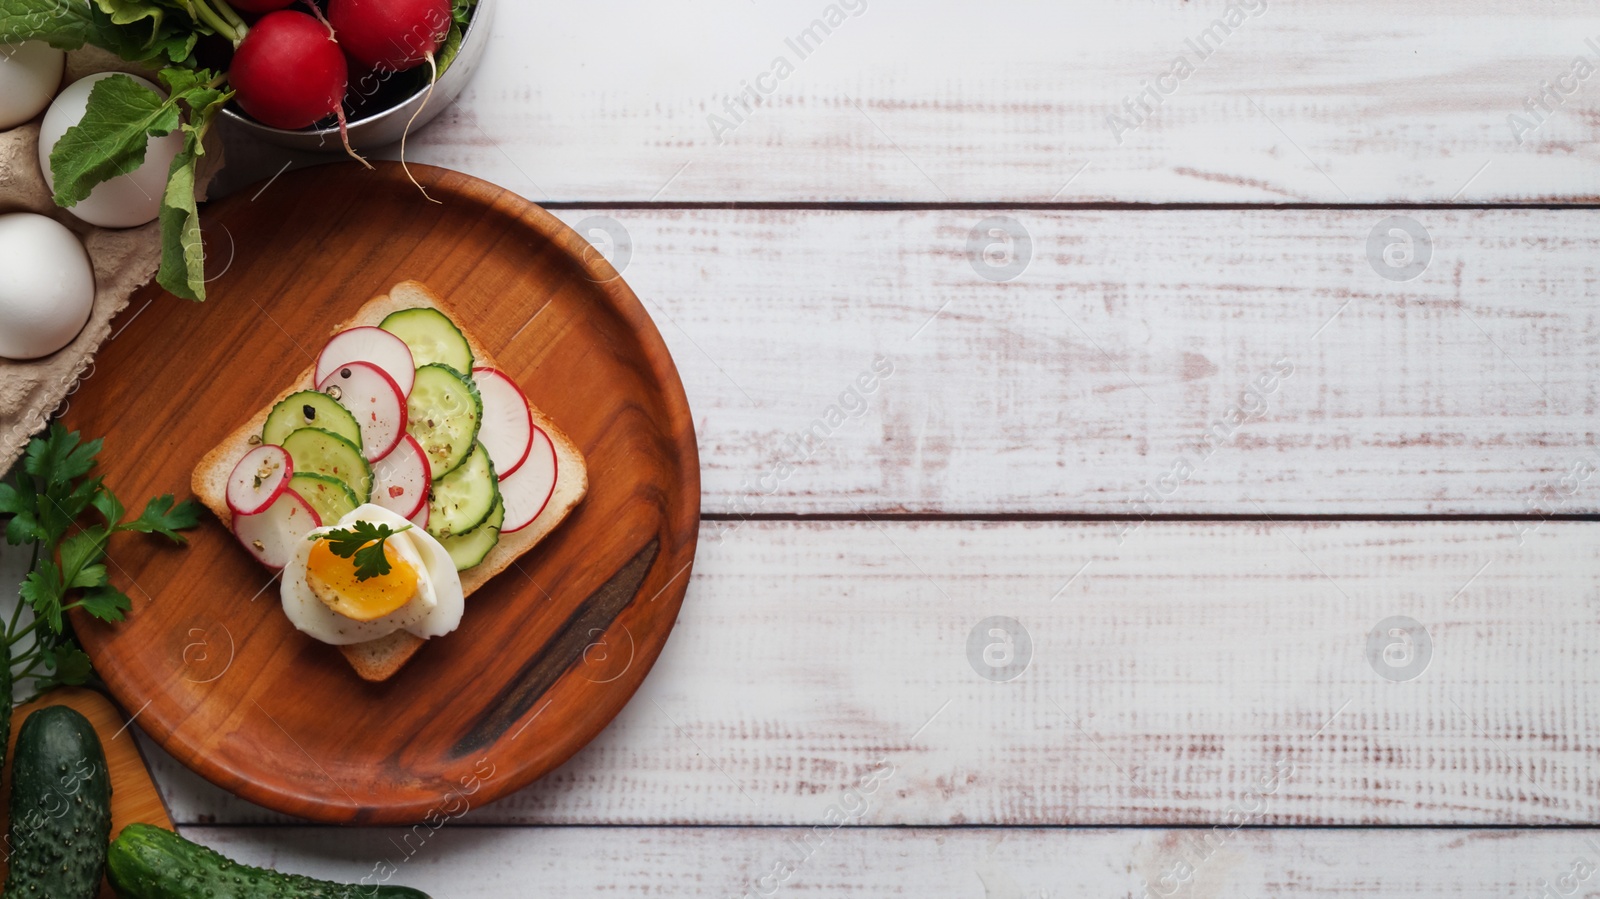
0;46;225;477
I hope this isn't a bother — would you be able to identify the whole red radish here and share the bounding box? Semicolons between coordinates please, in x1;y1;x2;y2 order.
229;10;348;129
227;0;295;12
328;0;452;72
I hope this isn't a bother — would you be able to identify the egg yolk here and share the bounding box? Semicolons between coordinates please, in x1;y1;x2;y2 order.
305;538;419;622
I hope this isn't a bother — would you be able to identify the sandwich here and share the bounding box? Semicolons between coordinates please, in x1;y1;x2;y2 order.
191;280;587;681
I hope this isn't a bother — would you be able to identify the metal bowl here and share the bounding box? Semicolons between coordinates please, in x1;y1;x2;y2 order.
218;0;495;153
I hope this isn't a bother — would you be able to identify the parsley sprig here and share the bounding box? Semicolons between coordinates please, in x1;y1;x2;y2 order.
0;424;201;696
316;521;412;582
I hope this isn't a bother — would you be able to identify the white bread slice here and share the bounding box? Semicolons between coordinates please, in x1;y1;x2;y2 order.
192;281;588;682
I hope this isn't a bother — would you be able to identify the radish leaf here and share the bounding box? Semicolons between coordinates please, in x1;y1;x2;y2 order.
436;0;475;74
93;0;164;31
48;74;181;208
157;143;204;302
155;74;230;302
0;0;197;66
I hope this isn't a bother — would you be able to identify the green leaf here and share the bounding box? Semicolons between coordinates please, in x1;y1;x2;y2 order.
120;494;201;541
0;1;196;66
41;475;105;546
77;585;132;623
437;0;474;74
91;487;125;526
0;0;107;48
43;643;93;686
0;478;43;545
101;15;197;65
318;520;411;581
155;131;204;301
23;423;101;489
20;561;64;632
437;23;464;74
70;563;108;590
49;73;182;209
4;506;44;546
60;528;109;587
159;65;210;97
0;480;23;517
155;71;229;303
94;0;161;30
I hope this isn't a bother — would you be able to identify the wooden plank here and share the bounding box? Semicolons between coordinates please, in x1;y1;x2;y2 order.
538;207;1598;516
151;520;1600;826
352;0;1599;203
183;826;1600;897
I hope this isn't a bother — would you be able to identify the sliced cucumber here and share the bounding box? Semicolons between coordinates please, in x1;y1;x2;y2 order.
440;497;503;570
406;364;482;478
380;307;473;373
427;442;498;539
281;428;372;505
288;473;358;525
262;390;363;449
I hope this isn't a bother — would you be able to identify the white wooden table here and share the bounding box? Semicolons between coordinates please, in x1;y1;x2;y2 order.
14;0;1600;894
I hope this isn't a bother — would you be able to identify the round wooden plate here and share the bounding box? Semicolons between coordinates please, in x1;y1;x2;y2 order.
62;163;700;824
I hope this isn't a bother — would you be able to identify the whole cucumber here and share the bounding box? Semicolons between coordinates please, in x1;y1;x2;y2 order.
3;704;112;898
108;822;434;899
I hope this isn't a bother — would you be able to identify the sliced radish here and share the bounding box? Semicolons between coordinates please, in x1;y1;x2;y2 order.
408;500;429;530
372;432;431;520
226;445;292;516
317;361;407;462
500;427;557;534
233;489;321;569
315;327;416;398
473;366;534;480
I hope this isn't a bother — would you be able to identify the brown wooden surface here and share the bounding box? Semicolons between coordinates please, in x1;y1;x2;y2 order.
61;163;701;824
0;688;174;898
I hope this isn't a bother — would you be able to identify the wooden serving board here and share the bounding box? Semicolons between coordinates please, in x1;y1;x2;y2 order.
0;688;174;897
63;163;700;824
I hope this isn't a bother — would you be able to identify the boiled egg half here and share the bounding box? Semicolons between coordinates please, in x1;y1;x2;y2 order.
282;504;464;645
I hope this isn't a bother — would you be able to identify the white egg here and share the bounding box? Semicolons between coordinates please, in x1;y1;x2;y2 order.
0;42;65;129
281;504;466;646
38;72;182;229
0;213;95;360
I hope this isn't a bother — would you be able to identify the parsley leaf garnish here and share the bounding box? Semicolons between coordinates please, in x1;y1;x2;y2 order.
317;521;412;581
